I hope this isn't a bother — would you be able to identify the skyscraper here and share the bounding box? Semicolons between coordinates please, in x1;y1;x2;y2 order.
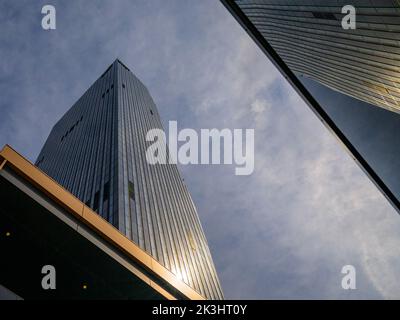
35;59;223;300
227;0;400;113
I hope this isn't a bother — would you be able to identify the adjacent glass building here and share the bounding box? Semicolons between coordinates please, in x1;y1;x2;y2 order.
221;0;400;215
230;0;400;113
35;59;223;300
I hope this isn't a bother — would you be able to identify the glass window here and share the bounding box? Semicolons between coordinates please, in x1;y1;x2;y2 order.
128;180;135;200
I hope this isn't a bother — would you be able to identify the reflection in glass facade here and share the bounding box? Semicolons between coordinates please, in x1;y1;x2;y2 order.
301;76;400;207
233;0;400;113
35;59;223;299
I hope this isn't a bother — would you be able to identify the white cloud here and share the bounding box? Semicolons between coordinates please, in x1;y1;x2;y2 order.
251;99;268;114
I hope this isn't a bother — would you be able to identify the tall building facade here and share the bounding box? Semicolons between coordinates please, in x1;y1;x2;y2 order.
231;0;400;113
35;59;223;300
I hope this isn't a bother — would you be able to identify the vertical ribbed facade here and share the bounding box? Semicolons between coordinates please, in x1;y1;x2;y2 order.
234;0;400;112
35;59;223;300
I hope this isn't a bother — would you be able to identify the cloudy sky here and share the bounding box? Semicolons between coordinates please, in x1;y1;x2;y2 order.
1;0;400;299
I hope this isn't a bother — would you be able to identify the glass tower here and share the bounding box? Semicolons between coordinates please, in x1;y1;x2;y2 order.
35;59;223;300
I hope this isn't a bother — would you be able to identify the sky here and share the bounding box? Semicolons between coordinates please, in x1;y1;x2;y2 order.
1;0;400;299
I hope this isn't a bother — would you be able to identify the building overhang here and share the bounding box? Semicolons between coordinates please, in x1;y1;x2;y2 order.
0;145;205;300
